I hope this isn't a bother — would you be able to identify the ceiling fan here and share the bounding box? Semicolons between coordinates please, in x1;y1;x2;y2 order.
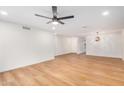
35;6;74;25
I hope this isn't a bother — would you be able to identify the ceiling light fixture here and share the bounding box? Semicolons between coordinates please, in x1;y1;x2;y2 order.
52;21;58;25
0;10;8;16
102;11;109;16
95;32;100;42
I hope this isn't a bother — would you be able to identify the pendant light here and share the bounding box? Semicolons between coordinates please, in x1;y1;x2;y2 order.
95;32;100;42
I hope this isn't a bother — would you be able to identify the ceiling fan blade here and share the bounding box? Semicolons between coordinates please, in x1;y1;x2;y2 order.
57;20;64;25
52;6;57;17
46;21;53;24
35;14;52;19
58;15;74;20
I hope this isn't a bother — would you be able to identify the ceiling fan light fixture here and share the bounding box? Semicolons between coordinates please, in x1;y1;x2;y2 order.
35;6;74;25
52;21;59;25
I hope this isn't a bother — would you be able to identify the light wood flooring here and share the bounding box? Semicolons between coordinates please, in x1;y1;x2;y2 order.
0;54;124;86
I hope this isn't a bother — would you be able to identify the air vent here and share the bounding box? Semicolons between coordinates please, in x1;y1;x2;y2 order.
22;26;31;30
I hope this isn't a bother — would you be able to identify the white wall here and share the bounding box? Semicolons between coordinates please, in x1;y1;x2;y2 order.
1;20;122;72
86;31;122;58
0;21;55;72
76;37;86;54
55;35;74;56
122;30;124;60
55;36;85;56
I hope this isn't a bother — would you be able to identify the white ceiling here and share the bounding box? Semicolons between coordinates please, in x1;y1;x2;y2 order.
0;6;124;36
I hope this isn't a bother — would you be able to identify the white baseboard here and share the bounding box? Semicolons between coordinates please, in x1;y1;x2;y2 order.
0;56;55;73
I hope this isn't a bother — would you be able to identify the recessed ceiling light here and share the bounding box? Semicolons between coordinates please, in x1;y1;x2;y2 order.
52;21;58;25
0;10;8;16
102;11;109;16
52;27;56;30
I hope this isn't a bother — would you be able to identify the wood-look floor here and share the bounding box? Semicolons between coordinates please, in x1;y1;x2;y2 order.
0;54;124;86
